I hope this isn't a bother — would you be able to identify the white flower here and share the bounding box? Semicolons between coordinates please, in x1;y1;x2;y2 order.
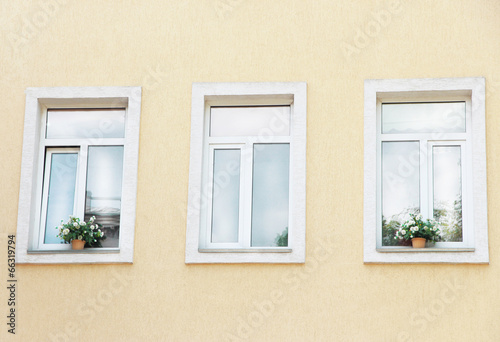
90;225;95;230
90;216;95;222
73;222;78;227
63;229;70;235
416;214;423;220
82;221;86;225
78;235;82;240
402;230;406;235
414;227;419;231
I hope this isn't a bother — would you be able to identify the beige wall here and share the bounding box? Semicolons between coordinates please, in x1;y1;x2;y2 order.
1;0;499;341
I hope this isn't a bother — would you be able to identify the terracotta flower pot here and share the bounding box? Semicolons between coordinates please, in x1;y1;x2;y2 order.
411;237;426;248
71;239;86;250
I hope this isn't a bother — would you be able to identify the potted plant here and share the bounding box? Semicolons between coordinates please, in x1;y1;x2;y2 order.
394;213;440;248
56;215;106;250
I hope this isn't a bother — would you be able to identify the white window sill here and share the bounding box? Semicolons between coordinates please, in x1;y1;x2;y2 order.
187;249;303;264
376;247;475;253
28;248;120;254
199;248;292;253
17;251;132;264
364;248;488;264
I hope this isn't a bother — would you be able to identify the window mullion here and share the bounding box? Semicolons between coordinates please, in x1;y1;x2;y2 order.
421;139;430;220
75;144;88;219
240;142;253;248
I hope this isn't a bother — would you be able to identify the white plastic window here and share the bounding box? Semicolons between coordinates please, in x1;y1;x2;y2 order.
186;83;306;264
16;87;141;264
379;101;471;249
364;78;488;264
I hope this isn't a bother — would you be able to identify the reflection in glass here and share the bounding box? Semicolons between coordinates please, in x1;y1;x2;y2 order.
382;102;465;134
251;144;290;247
433;146;462;242
46;109;125;139
44;153;78;244
211;149;241;243
210;106;290;137
381;142;420;246
84;146;124;247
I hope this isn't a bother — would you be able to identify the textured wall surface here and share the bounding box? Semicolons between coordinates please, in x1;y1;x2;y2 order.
1;0;499;341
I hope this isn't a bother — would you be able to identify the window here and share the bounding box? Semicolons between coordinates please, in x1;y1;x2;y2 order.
364;78;488;263
186;83;306;263
16;87;141;264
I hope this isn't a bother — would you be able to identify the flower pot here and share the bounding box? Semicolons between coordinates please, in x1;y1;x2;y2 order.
71;239;85;250
411;238;426;248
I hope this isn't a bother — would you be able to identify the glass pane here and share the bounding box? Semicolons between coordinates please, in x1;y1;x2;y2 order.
84;146;124;247
251;144;290;247
433;146;462;242
382;102;465;134
210;106;290;137
211;149;241;243
44;153;78;244
46;109;125;139
381;142;420;246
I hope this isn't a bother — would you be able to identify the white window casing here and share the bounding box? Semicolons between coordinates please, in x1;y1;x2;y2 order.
186;82;307;263
16;87;141;264
364;77;488;264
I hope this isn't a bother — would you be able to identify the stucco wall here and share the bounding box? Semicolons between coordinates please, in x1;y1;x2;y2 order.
1;0;499;341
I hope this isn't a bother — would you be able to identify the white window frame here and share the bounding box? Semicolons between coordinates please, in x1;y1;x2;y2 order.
16;87;141;264
364;77;488;264
186;82;307;263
